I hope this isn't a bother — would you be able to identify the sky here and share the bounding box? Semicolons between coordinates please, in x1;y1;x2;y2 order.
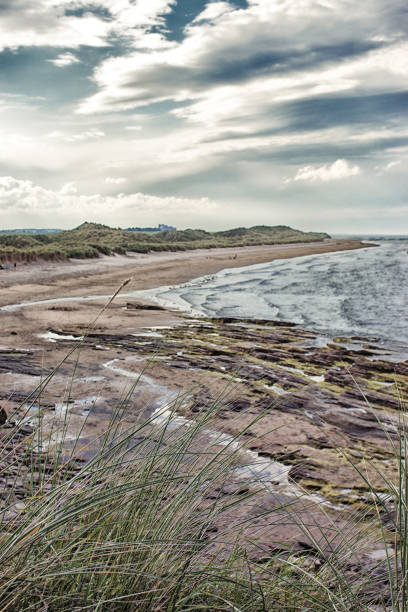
0;0;407;233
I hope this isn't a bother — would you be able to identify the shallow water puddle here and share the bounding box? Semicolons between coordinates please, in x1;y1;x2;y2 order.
132;330;164;339
151;401;334;505
38;331;84;343
276;363;325;383
263;384;290;396
102;355;300;494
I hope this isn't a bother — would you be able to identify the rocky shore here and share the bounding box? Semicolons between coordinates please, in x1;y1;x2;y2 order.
48;315;407;506
2;311;406;519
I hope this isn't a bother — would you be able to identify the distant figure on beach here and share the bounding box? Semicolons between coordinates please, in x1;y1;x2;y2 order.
233;253;237;260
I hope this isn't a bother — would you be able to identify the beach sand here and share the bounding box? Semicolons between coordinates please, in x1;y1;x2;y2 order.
0;238;373;367
0;238;370;309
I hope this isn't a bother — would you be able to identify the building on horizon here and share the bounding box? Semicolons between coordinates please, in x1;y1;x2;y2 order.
126;224;176;233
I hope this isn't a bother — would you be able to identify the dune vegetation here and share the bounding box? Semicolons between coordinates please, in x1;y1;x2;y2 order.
0;222;329;263
0;316;406;610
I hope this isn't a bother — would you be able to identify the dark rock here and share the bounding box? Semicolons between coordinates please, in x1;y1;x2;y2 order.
0;405;8;425
226;398;251;412
0;352;49;376
126;301;165;311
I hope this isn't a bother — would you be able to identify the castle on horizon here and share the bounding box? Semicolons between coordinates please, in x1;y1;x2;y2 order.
126;223;176;233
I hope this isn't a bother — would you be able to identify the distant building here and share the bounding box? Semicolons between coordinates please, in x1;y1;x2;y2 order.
126;224;176;233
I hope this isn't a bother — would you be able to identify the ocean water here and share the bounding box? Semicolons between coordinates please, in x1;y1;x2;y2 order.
146;240;408;346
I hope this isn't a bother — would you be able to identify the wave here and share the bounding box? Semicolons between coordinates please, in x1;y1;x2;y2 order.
145;240;408;346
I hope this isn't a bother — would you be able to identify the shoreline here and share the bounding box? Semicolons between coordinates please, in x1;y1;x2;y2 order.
0;238;371;309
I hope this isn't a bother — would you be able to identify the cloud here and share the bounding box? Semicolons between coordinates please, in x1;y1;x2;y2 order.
384;160;401;171
0;0;177;51
0;92;45;112
0;5;111;51
374;158;402;175
48;52;80;68
105;177;127;184
47;129;105;142
290;159;361;182
59;182;78;195
72;0;408;195
193;2;234;22
77;0;408;115
0;176;218;227
1;0;407;234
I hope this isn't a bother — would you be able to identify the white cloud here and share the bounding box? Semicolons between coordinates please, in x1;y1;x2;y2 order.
105;176;127;184
0;92;45;112
125;125;143;131
59;182;78;195
374;159;402;175
384;160;401;171
0;8;110;51
290;159;361;183
193;2;234;22
0;176;218;226
48;52;80;67
47;129;105;142
0;0;177;51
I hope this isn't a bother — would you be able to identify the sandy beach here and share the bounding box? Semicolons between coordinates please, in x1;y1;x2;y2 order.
0;237;373;384
0;238;370;309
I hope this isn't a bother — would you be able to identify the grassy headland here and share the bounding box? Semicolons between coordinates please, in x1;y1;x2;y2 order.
0;222;329;263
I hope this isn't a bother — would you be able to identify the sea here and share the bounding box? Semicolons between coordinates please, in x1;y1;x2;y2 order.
144;238;408;351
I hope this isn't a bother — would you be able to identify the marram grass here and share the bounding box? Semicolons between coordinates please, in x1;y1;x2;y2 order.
0;316;406;610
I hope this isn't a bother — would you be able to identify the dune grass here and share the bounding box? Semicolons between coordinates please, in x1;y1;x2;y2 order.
0;364;406;609
0;223;329;264
0;295;406;610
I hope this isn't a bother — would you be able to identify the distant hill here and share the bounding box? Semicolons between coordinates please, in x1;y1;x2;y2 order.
0;222;330;263
0;228;62;234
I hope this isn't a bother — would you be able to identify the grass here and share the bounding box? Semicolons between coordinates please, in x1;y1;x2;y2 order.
0;223;329;263
0;296;407;610
1;376;406;610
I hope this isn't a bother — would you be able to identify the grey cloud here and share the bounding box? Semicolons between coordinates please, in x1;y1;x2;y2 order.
279;91;408;132
63;5;112;20
106;40;385;100
231;137;408;165
79;0;408;120
196;41;384;85
201;91;408;143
